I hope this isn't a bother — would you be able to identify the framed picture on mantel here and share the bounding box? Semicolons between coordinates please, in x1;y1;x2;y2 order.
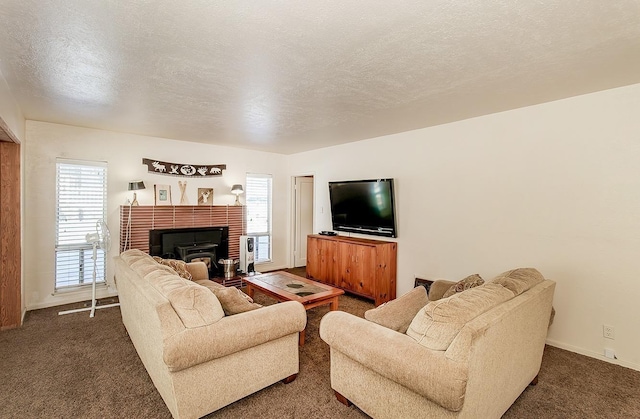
154;184;172;206
198;188;214;205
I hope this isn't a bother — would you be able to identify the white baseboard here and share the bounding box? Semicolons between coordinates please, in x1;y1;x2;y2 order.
546;338;640;372
27;289;119;311
256;264;288;273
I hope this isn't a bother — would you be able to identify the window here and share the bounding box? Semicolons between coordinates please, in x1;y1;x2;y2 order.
55;160;107;290
245;173;272;263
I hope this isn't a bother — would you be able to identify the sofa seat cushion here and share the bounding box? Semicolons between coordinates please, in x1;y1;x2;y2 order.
364;286;428;333
195;280;262;315
490;268;544;295
407;283;514;350
441;274;485;299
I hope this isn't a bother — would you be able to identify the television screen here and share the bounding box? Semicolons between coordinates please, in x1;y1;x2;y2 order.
328;178;397;238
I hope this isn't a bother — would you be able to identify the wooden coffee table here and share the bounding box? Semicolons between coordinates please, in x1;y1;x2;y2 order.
244;271;344;345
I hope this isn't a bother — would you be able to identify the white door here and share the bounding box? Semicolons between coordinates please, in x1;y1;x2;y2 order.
294;176;314;267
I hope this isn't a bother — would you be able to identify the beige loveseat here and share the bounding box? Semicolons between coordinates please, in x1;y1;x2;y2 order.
320;268;555;418
115;249;307;419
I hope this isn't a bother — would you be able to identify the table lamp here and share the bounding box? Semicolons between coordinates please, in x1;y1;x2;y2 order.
231;184;244;205
128;181;145;206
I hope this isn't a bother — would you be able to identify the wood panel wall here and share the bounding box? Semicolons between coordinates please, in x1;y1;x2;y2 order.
119;205;246;259
0;141;21;330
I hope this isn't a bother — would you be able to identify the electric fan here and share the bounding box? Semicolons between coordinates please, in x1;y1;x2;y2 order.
59;219;119;317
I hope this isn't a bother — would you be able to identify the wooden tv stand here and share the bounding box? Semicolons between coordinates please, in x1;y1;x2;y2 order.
306;234;397;306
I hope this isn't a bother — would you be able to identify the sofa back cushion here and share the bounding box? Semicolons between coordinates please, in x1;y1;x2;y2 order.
489;268;544;295
441;274;485;299
120;249;224;328
195;280;262;315
146;270;224;328
406;283;514;350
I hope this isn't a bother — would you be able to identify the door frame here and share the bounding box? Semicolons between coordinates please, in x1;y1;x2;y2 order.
0;139;22;329
290;174;315;268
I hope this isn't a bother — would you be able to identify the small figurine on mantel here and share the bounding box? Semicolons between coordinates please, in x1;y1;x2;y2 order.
178;181;189;205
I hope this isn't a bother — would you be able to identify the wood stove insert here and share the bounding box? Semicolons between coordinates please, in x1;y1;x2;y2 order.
149;226;229;277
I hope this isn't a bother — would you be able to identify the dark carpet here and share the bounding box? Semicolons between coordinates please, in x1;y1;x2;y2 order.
1;273;639;418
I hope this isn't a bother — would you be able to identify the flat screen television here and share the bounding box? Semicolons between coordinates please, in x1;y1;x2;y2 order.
328;178;397;238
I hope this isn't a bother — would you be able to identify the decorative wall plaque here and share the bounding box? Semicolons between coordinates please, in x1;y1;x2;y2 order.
143;158;226;177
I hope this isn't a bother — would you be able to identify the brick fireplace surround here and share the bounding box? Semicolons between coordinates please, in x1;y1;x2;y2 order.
119;205;246;260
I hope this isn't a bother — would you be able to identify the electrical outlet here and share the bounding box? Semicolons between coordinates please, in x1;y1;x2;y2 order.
603;325;615;340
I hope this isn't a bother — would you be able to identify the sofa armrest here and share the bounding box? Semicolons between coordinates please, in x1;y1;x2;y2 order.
186;261;209;281
319;311;468;412
163;301;306;372
364;286;428;333
428;279;456;301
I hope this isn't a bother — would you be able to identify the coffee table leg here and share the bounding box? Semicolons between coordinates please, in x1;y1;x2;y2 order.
299;329;305;346
246;284;255;299
329;296;339;311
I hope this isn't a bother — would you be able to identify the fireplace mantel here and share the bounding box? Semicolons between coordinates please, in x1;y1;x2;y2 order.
119;205;246;259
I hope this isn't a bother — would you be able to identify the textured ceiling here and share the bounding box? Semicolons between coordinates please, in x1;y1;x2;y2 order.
1;1;640;154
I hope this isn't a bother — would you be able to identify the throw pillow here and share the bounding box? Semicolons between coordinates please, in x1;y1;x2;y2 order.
153;256;193;281
364;286;428;333
195;280;262;315
489;268;544;296
441;274;484;299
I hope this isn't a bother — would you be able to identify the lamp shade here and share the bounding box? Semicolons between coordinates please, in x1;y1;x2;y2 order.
231;184;244;195
128;181;146;191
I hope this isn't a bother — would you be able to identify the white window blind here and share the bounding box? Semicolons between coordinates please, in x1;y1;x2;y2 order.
55;160;107;290
246;173;272;263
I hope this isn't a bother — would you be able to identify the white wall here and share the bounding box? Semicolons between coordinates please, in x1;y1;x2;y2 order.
288;83;640;371
24;121;290;310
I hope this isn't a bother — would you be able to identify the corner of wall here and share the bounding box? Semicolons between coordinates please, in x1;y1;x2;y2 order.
0;68;25;144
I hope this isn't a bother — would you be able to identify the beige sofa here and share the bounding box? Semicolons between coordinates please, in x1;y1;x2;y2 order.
114;249;307;419
320;268;555;419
